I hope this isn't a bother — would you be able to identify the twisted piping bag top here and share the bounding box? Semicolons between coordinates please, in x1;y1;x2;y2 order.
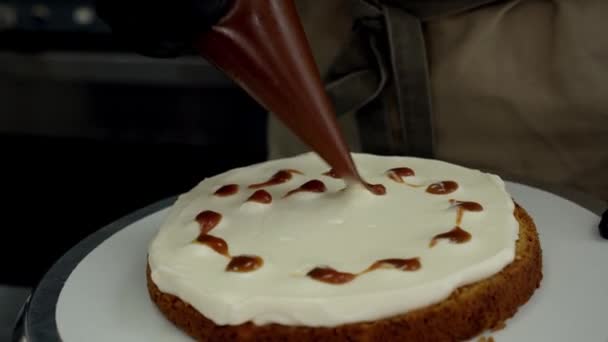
196;0;384;194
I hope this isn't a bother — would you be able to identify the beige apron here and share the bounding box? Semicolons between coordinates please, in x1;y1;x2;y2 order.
269;0;608;200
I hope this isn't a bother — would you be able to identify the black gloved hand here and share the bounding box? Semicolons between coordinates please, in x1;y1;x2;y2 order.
96;0;233;58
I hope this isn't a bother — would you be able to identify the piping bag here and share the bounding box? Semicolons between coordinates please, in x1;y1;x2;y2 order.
196;0;385;195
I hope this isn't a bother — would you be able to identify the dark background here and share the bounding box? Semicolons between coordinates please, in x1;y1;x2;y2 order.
0;1;268;286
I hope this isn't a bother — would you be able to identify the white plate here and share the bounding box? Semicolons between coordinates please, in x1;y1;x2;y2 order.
54;183;606;342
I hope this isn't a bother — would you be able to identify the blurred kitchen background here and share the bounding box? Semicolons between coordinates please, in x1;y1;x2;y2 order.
0;1;268;338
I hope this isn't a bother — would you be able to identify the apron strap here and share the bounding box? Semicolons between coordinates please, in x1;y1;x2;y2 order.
325;0;500;158
384;5;434;157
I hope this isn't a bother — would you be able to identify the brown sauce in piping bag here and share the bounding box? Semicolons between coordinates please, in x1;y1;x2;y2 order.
196;0;384;195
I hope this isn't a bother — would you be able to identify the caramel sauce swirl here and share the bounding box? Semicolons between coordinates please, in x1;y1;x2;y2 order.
308;257;421;285
194;210;264;273
367;258;421;272
195;168;486;283
430;226;472;247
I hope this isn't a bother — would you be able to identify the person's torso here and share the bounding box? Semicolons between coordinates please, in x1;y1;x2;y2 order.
268;0;608;200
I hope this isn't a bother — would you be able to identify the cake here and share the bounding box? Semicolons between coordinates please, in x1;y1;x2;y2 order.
147;153;542;341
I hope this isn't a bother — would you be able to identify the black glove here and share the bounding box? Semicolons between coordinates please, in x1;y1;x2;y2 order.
96;0;233;58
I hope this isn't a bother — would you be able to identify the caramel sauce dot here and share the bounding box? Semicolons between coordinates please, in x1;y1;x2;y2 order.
214;184;239;197
323;168;341;179
307;267;356;284
247;190;273;204
195;210;222;235
285;179;327;197
426;181;459;195
196;234;229;256
226;255;264;272
365;183;386;195
386;167;415;183
450;200;483;212
249;169;302;189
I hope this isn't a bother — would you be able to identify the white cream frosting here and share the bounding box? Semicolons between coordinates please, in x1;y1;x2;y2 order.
148;153;518;327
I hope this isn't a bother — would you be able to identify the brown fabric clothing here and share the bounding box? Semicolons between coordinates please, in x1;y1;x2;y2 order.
269;0;608;201
427;0;608;200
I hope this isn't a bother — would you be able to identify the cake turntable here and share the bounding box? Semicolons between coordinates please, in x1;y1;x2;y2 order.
12;182;606;342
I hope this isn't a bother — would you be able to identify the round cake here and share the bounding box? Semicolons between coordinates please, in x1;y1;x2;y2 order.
147;153;542;341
